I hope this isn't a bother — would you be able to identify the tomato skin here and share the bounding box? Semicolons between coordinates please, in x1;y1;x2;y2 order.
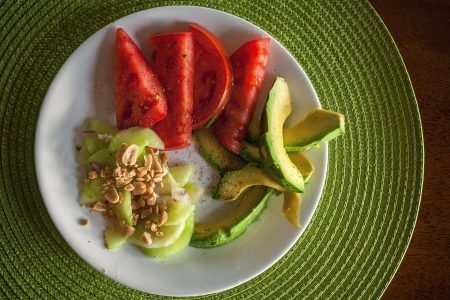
214;38;270;153
115;28;168;129
190;23;232;129
150;32;194;150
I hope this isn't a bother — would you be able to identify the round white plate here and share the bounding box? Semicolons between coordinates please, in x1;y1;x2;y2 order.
34;5;326;297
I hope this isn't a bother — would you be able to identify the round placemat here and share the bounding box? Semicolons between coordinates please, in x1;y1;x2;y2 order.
0;1;423;299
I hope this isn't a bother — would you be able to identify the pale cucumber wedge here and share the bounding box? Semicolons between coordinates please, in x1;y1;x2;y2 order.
80;177;104;205
88;148;116;168
184;182;204;203
111;191;133;226
85;118;117;154
128;221;185;249
155;173;178;195
78;145;90;168
141;214;194;258
165;204;195;226
104;225;127;250
109;127;164;152
169;165;195;187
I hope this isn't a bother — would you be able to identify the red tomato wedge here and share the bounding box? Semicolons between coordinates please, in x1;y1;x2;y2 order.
214;38;270;153
150;32;194;150
115;28;168;129
190;23;232;129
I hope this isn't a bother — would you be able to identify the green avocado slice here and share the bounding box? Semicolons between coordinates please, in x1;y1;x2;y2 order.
190;187;276;248
283;108;345;152
214;164;287;201
194;128;245;174
260;77;304;192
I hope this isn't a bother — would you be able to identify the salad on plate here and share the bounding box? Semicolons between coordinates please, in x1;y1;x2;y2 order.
77;23;345;258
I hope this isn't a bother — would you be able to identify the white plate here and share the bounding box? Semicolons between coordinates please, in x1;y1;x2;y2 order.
34;6;326;297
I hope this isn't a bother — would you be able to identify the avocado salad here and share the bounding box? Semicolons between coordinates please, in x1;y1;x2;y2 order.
77;26;345;258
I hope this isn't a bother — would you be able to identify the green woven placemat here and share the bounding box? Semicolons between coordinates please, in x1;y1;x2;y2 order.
0;0;423;299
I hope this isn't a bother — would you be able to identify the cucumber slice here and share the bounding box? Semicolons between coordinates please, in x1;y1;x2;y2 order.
85;118;117;154
78;145;90;168
104;225;127;250
169;165;195;187
141;214;194;258
184;182;203;203
80;177;104;205
164;204;195;226
88;148;116;168
155;173;178;195
111;191;133;225
109;127;164;152
128;221;185;249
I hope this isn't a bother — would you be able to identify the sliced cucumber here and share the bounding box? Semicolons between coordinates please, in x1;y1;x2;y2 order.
184;182;204;203
78;145;90;168
169;165;195;187
155;173;178;195
141;214;194;258
85;118;117;154
109;127;164;152
128;220;185;249
80;177;104;205
104;225;127;250
165;204;195;226
88;148;116;168
111;191;133;226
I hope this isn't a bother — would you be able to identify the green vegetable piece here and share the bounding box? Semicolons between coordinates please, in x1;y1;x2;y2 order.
191;187;275;248
109;127;164;152
184;182;204;203
88;148;116;168
194;128;245;174
215;164;286;201
85;118;117;154
260;77;304;192
141;214;194;258
128;220;185;249
111;191;133;226
283;108;345;152
169;165;195;187
80;177;104;205
164;203;195;226
104;225;127;250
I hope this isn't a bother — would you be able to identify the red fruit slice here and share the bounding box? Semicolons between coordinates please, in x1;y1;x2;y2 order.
214;38;270;153
115;28;167;129
190;23;232;129
150;32;194;150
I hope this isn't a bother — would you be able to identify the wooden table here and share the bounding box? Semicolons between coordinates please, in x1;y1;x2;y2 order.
369;1;450;299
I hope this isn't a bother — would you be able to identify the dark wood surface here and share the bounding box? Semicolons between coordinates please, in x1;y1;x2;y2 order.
369;1;450;299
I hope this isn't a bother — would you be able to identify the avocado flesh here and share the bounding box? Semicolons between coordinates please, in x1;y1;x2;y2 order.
282;192;301;228
215;164;287;201
260;77;305;192
190;187;276;248
283;109;345;152
195;128;245;174
238;143;314;183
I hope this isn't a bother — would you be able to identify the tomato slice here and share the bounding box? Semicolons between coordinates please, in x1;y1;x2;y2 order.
150;32;194;150
214;38;270;153
190;23;232;129
115;28;168;129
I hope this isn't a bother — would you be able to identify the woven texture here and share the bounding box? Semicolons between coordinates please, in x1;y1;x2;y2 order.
0;0;423;299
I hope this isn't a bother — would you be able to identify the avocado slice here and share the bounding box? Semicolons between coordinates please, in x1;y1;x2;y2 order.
215;164;286;201
238;143;314;182
283;108;345;152
190;187;276;248
239;141;261;162
260;77;305;192
194;128;245;174
282;192;301;228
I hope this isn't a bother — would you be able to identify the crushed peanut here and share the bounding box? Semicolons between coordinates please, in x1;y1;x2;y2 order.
121;224;135;238
155;231;164;238
141;208;153;219
158;211;168;226
104;185;119;203
141;232;152;245
79;218;89;226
